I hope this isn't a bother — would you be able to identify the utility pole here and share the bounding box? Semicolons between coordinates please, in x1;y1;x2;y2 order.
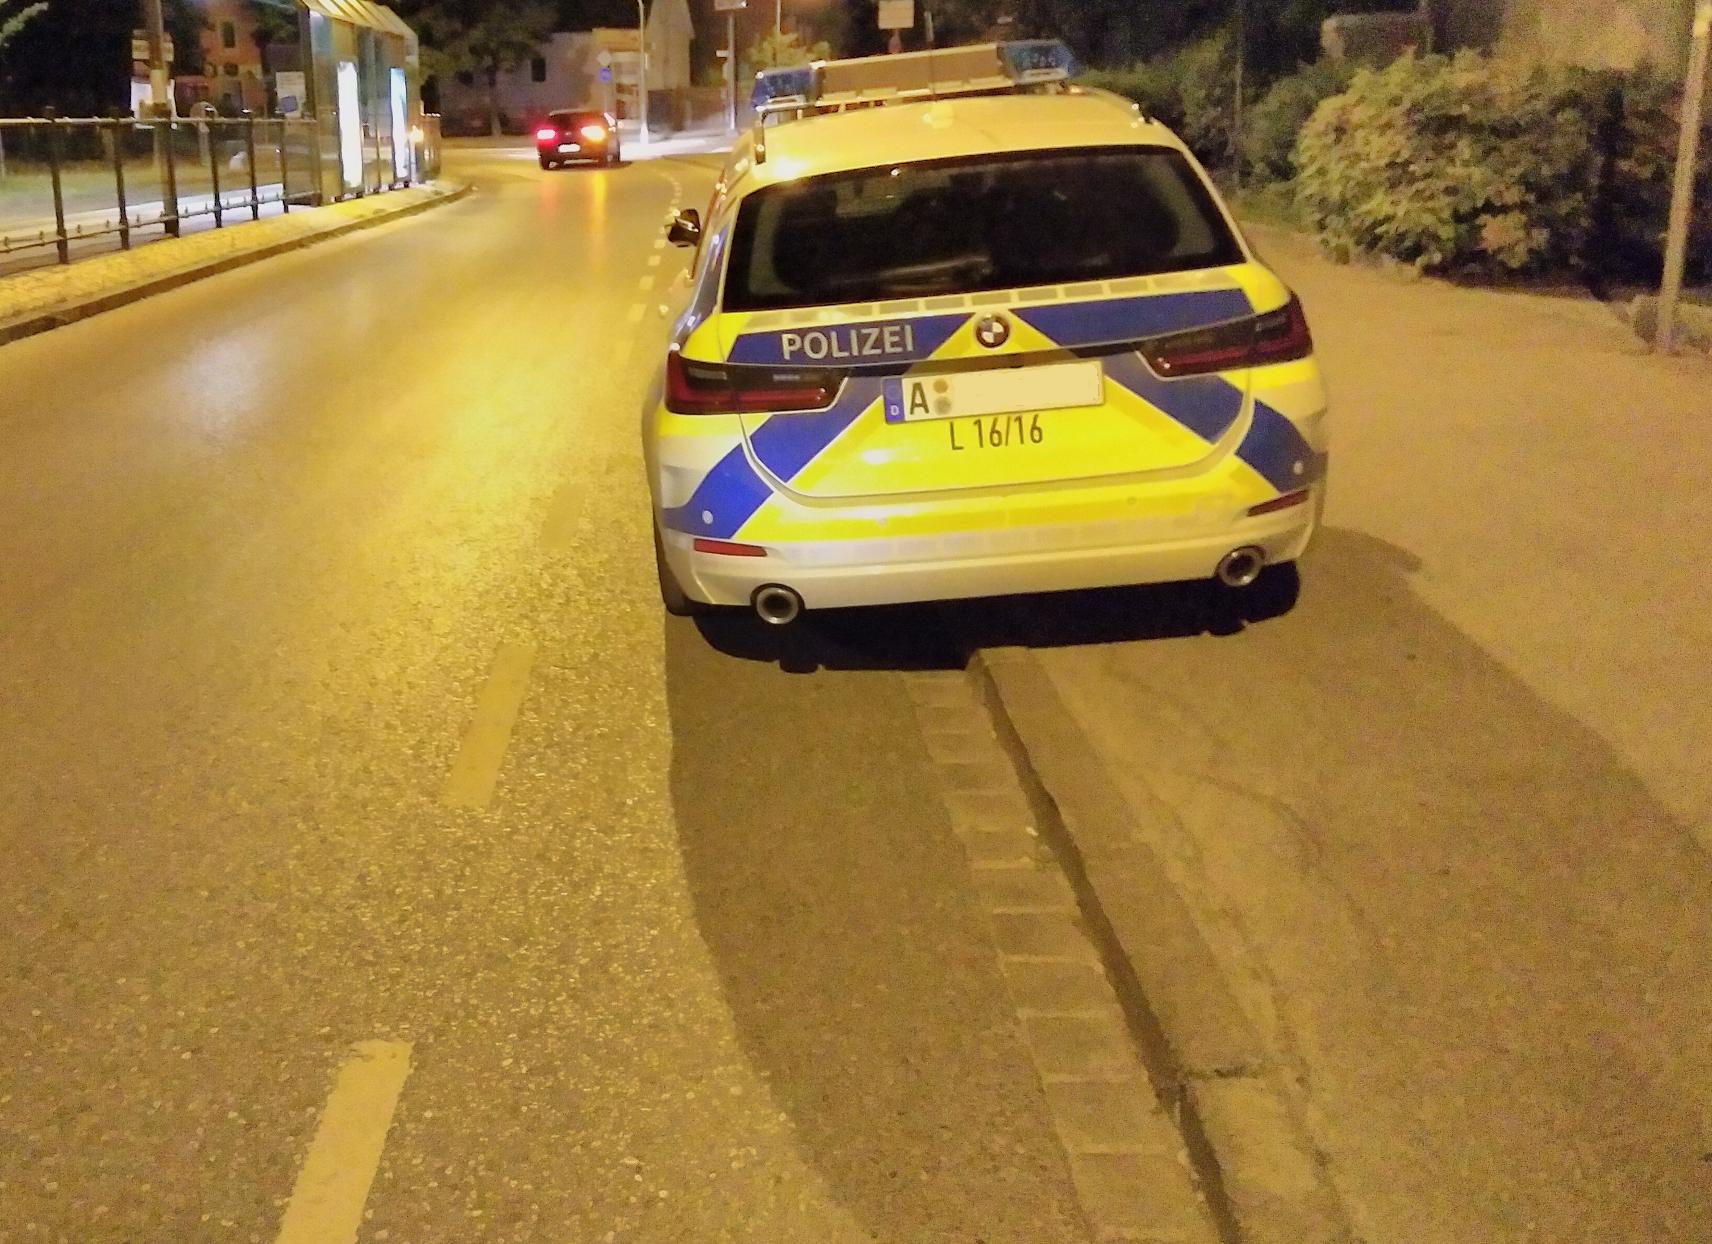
1658;1;1711;353
1232;0;1246;190
636;0;649;149
143;0;170;116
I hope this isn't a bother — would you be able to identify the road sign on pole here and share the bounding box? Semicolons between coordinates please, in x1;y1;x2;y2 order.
877;0;914;29
1657;2;1711;354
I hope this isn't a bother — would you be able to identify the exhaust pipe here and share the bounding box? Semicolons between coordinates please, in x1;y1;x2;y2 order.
1215;546;1266;588
752;584;803;626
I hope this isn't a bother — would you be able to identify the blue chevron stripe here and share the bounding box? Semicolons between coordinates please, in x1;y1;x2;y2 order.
1016;288;1252;349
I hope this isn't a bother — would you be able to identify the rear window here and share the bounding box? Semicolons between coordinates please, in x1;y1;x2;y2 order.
549;110;604;127
723;147;1244;312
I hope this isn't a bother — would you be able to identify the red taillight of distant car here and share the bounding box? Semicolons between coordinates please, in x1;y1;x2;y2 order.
535;127;558;142
579;123;608;142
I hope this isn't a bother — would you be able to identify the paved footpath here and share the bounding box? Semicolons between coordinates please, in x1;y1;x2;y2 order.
0;180;466;342
985;224;1712;1244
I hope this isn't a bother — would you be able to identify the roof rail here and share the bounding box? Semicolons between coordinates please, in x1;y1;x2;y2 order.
751;39;1079;123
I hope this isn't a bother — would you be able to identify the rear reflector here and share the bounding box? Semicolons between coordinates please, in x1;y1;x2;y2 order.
665;351;843;415
1247;488;1311;516
1141;294;1314;378
692;538;767;557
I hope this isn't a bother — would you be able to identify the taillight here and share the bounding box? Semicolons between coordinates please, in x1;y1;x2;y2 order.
579;123;608;141
1140;294;1313;378
665;352;841;415
535;127;557;141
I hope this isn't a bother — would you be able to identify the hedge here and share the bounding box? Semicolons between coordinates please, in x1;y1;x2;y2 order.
1080;32;1239;168
1294;52;1712;278
1241;59;1356;185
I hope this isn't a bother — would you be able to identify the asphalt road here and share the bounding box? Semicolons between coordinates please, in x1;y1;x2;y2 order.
0;145;1089;1243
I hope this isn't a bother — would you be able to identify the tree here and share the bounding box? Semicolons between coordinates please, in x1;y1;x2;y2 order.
0;0;48;56
249;0;300;85
400;0;556;135
743;28;831;77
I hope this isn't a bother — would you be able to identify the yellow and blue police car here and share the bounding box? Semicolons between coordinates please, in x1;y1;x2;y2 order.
647;40;1327;624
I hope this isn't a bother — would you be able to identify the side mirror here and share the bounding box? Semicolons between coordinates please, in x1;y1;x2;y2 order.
667;208;701;248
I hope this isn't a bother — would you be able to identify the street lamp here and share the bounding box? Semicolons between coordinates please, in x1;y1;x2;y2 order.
637;0;649;150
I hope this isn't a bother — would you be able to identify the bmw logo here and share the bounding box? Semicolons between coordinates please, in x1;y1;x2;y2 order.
974;314;1011;349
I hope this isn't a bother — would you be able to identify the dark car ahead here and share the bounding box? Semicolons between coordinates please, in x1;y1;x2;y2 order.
535;110;620;168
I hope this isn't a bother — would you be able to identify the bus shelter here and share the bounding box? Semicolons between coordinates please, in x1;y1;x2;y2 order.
296;0;422;201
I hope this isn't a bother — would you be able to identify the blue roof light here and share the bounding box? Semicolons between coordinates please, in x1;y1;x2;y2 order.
998;39;1079;83
753;65;818;111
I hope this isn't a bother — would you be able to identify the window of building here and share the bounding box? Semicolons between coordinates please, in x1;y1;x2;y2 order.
531;56;547;83
220;21;236;49
223;62;238;76
456;70;475;86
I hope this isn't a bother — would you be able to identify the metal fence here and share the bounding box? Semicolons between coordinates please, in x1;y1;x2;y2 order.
0;111;443;268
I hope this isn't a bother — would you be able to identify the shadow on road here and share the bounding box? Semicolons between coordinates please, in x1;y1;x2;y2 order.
1029;525;1712;1243
661;619;1091;1242
693;563;1301;673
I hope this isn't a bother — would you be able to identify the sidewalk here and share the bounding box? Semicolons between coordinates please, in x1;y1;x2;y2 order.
0;180;468;347
979;227;1712;1243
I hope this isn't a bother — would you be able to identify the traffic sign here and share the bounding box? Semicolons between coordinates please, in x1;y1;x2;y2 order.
877;0;914;30
599;66;613;83
131;32;174;63
596;48;613;67
713;0;747;10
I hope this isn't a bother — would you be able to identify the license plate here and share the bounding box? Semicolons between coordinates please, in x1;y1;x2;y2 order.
947;412;1044;452
884;359;1103;423
557;143;580;153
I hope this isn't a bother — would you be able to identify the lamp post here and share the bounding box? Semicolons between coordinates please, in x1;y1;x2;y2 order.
636;0;649;149
144;0;170;116
1657;1;1710;353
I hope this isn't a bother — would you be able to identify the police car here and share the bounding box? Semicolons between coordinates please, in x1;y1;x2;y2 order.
647;40;1327;624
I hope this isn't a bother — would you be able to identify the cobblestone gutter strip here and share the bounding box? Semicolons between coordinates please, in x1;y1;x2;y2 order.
0;181;472;349
901;669;1222;1244
970;648;1357;1244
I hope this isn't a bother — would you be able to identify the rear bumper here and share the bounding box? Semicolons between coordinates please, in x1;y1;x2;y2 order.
663;490;1321;610
538;143;611;161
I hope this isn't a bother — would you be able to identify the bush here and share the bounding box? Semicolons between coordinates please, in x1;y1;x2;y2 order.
1591;65;1712;281
1079;32;1240;168
1078;60;1184;131
1294;52;1596;273
1241;59;1355;185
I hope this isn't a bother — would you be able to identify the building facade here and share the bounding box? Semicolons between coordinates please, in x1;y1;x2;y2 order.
1426;0;1695;68
177;0;269;113
436;0;696;135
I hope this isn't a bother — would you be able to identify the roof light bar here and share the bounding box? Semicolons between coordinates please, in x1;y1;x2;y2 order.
750;39;1079;117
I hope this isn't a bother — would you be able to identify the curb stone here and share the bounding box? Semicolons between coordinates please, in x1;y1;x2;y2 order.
899;669;1222;1244
0;181;473;349
970;648;1358;1244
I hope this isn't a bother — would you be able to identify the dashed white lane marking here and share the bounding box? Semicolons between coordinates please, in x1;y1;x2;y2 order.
274;1041;412;1244
653;238;667;250
647;253;662;267
440;642;538;809
638;274;655;292
627;302;647;324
